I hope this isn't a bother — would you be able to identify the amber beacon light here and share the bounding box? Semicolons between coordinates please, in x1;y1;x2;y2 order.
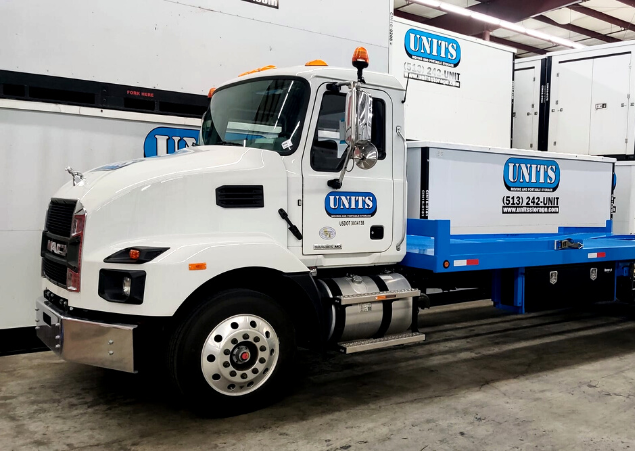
352;47;369;82
352;47;369;66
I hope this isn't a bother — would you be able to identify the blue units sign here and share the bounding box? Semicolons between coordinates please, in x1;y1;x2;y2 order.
403;28;462;88
504;158;560;192
144;127;199;158
405;28;461;67
325;192;377;218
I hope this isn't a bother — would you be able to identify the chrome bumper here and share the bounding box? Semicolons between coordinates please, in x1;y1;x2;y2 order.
35;297;137;373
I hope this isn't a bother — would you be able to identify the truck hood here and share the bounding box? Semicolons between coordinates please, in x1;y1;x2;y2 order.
53;146;278;210
52;145;290;253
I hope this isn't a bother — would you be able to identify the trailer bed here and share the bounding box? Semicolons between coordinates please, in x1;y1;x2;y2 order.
403;219;635;314
403;219;635;273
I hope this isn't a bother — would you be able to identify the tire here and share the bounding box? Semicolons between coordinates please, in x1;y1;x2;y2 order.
167;289;296;416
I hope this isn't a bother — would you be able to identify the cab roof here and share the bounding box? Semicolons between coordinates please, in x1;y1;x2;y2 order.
218;66;405;92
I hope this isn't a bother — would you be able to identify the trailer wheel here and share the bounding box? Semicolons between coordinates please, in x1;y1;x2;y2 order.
167;289;296;416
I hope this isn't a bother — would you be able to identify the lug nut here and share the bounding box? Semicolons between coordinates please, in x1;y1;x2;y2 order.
254;336;260;343
243;334;249;340
259;357;266;364
108;351;114;355
260;345;266;352
252;368;259;375
230;370;237;377
231;338;238;345
223;362;230;368
224;349;230;355
108;340;114;345
241;373;248;379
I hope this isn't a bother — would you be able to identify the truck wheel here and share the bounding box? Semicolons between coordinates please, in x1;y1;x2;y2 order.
167;289;296;415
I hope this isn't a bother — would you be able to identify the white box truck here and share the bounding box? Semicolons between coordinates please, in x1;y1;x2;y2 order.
34;50;635;415
1;0;517;342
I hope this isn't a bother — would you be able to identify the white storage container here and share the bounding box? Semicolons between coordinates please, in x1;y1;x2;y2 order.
407;141;615;235
513;42;635;157
391;18;515;148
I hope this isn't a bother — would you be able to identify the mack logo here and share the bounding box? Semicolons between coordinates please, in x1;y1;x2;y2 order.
504;158;560;192
47;240;67;257
325;192;377;218
405;28;461;67
144;127;199;158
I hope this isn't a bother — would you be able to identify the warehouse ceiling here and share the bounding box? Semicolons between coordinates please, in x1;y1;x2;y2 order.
395;0;635;56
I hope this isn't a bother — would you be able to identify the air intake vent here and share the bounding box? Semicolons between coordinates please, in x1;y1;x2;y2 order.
45;199;77;237
216;185;264;208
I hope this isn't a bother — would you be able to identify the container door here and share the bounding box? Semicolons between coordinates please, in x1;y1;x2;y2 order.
512;66;539;149
550;59;593;155
589;53;631;156
302;84;394;255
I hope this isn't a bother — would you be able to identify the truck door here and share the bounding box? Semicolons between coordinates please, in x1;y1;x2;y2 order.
301;84;393;255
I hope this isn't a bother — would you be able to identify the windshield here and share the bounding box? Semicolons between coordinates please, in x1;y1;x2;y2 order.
200;78;309;155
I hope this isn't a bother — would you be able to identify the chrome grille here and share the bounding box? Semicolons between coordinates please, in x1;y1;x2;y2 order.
45;199;76;237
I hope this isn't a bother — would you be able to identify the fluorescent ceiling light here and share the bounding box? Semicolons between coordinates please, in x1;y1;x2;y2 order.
439;3;471;16
408;0;585;50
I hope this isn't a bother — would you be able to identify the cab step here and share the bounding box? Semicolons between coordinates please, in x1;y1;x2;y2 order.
337;331;426;354
334;288;421;306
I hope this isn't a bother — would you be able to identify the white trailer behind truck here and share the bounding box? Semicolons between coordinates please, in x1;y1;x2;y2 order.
34;48;635;415
1;0;516;343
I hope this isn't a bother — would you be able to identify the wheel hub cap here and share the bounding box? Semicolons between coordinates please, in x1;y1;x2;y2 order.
201;314;280;396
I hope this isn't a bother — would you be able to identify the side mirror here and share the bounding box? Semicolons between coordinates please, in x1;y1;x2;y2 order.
353;142;378;170
327;87;375;190
345;88;373;147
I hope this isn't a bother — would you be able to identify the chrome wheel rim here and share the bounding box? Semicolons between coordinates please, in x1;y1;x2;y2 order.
201;314;280;396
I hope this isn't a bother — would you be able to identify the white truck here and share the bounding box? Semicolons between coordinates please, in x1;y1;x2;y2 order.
1;0;514;342
35;49;634;415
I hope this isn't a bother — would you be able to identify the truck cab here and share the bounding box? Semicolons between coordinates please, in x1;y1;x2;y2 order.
36;51;423;414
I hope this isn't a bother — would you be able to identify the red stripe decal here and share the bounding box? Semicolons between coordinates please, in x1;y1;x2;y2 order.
466;259;479;266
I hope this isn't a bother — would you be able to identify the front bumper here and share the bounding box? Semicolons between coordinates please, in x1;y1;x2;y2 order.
35;297;137;373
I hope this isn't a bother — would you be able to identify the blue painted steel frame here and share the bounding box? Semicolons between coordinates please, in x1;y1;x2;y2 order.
403;219;635;273
403;219;635;314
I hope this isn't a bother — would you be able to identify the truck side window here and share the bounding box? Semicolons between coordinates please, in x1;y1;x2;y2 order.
311;92;386;172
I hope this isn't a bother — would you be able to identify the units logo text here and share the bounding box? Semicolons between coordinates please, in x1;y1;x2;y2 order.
405;28;461;67
144;127;199;158
504;158;560;192
325;192;377;218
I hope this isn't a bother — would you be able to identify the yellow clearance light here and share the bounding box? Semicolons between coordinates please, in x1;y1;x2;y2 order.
352;47;369;65
238;65;277;77
208;88;216;98
189;263;207;271
305;59;328;66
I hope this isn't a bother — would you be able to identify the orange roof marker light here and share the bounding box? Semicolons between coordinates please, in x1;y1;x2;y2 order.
305;59;328;66
207;88;216;98
352;47;369;82
238;65;277;77
352;47;369;65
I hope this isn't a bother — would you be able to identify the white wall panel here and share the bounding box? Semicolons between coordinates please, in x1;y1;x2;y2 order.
0;0;392;94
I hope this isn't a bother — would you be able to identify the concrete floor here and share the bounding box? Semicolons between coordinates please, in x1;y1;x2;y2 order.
3;300;635;451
